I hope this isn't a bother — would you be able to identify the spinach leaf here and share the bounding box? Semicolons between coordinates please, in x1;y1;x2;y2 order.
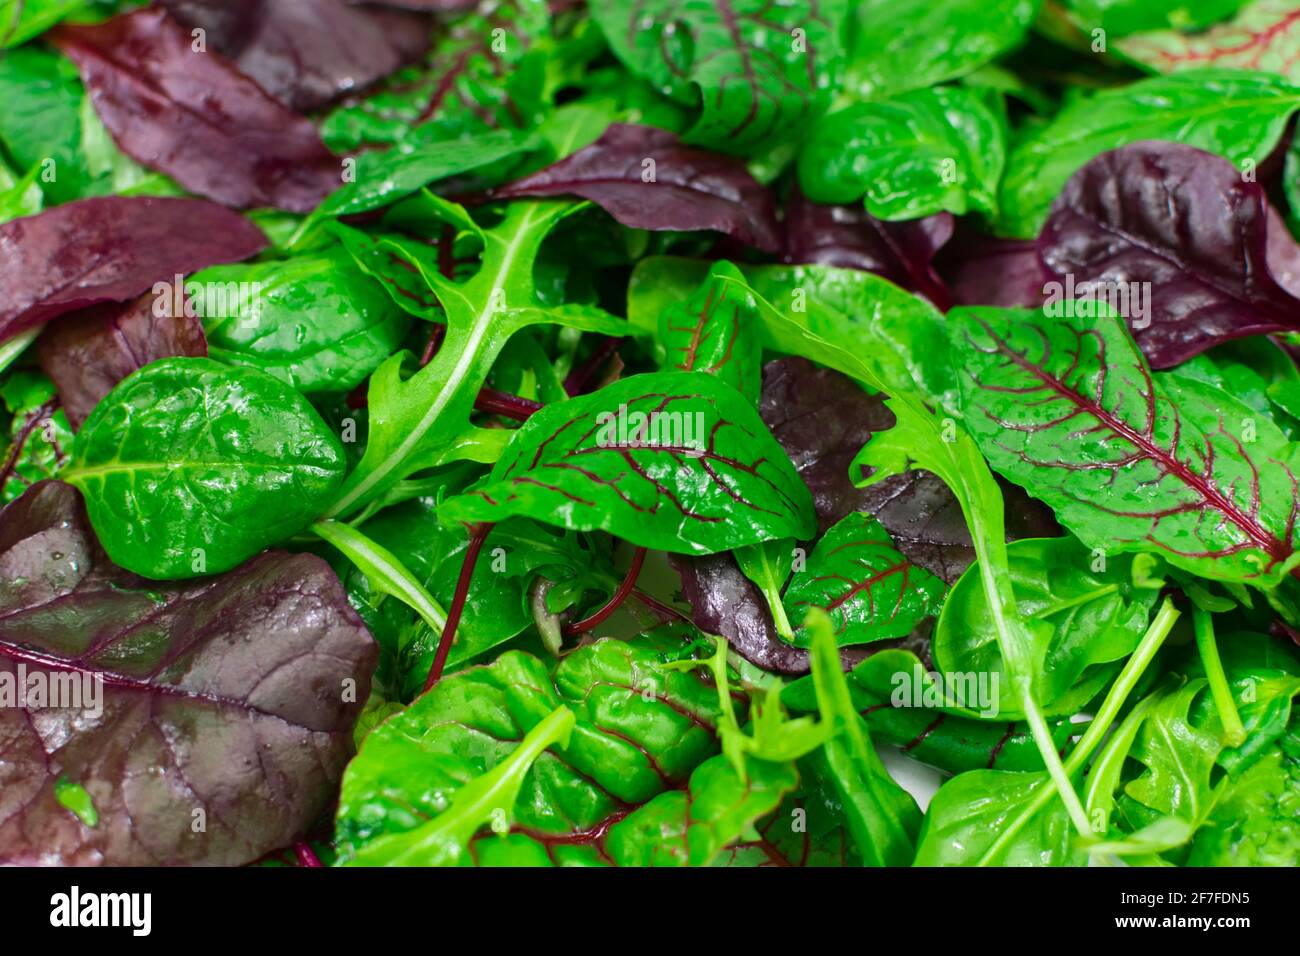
996;70;1300;237
66;357;346;578
843;0;1038;100
934;536;1161;717
783;512;946;647
951;304;1300;586
439;371;816;554
799;86;1006;220
589;0;844;153
196;249;412;394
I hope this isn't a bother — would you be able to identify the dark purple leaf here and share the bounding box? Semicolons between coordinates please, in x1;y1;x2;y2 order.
492;123;782;252
783;190;954;310
38;288;208;430
0;196;265;344
0;481;376;866
161;0;431;113
53;9;341;212
349;0;478;8
934;226;1046;309
1039;141;1300;369
673;357;1057;672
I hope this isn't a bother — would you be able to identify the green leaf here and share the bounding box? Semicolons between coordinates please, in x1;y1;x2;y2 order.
1186;734;1300;866
1065;0;1250;36
589;0;845;153
1123;680;1225;824
843;0;1039;100
804;608;921;866
799;86;1006;220
0;160;42;225
951;304;1300;586
324;198;629;518
1112;0;1300;80
735;538;797;641
0;47;93;205
657;261;763;405
66;357;346;579
0;370;72;504
334;628;733;864
934;536;1161;717
783;512;945;647
196;248;411;394
439;371;816;554
995;69;1300;236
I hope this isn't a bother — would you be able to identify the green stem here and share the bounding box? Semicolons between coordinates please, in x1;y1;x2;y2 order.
0;328;38;377
312;519;447;633
1192;606;1246;747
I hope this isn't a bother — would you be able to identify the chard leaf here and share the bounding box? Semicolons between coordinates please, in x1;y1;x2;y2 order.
1039;142;1300;369
54;8;341;212
589;0;844;153
1113;0;1300;81
66;357;346;579
843;0;1038;100
934;537;1161;717
657;261;763;404
799;86;1006;220
951;304;1300;585
334;628;733;863
439;371;816;554
160;0;430;113
783;512;946;647
0;195;265;344
0;481;376;867
195;249;412;394
995;69;1300;237
494;123;782;252
37;287;207;429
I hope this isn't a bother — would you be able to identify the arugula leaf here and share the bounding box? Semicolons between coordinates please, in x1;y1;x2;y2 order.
1186;733;1300;866
439;371;816;553
951;304;1300;585
799;86;1006;220
324;198;628;518
66;357;346;579
0;371;72;504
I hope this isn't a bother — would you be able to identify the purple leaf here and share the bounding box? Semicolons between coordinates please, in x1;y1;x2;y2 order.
783;190;954;309
0;481;377;866
935;226;1046;309
0;196;266;344
348;0;478;8
1039;141;1300;369
38;288;208;430
54;9;341;212
492;123;782;252
674;357;1056;672
161;0;431;113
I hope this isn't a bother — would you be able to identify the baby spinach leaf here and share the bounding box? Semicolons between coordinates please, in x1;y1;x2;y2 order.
843;0;1038;100
324;198;629;518
334;627;731;863
0;480;376;866
657;261;763;404
494;123;782;252
37;288;207;429
799;86;1006;220
67;357;346;579
1039;142;1300;368
0;195;265;344
54;7;341;212
783;512;946;647
195;249;412;394
590;0;844;153
0;371;72;504
160;0;430;113
439;371;816;554
935;537;1161;718
996;69;1300;237
951;304;1300;586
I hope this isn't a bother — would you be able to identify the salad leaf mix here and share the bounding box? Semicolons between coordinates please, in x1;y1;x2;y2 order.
1;0;1299;869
